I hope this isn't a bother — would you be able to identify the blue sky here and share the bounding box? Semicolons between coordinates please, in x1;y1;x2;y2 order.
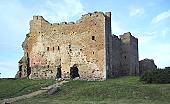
0;0;170;78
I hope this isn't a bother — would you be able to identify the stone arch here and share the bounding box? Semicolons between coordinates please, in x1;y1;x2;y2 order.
70;64;80;79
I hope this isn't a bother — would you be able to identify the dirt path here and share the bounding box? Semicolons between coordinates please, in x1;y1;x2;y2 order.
0;80;68;104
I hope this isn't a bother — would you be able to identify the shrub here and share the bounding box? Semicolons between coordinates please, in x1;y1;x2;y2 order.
140;68;170;84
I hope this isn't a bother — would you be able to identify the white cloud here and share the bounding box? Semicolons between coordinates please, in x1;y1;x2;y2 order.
129;7;144;17
0;0;85;78
151;9;170;24
119;29;170;68
138;35;154;45
160;28;170;37
134;31;157;45
134;28;170;68
111;20;125;35
0;61;18;78
148;44;170;68
37;0;85;23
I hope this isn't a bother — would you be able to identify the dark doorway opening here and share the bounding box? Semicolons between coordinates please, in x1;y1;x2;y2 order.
27;67;31;77
56;65;61;78
19;65;22;71
19;65;22;77
70;64;80;79
26;56;31;77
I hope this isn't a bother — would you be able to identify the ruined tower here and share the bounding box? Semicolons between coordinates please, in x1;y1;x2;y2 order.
16;11;139;80
120;32;139;76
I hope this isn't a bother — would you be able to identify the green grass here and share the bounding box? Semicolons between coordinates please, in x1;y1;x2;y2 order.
14;76;170;104
0;78;55;99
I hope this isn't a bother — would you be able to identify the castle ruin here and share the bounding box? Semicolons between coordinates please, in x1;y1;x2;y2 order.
16;11;139;80
139;58;157;76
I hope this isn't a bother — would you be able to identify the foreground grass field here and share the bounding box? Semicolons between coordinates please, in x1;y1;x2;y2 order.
0;78;55;99
15;76;170;104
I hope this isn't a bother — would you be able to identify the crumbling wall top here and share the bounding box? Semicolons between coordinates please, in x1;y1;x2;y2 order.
112;34;119;39
141;58;155;63
81;11;111;19
33;16;49;23
32;11;111;27
120;32;138;40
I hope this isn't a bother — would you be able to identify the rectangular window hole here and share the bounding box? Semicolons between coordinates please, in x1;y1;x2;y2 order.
58;46;60;50
92;36;95;40
47;47;49;51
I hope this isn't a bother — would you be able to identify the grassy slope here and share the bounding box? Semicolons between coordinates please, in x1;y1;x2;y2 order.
15;76;170;104
0;78;55;99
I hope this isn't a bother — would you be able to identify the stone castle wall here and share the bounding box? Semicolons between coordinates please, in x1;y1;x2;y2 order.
18;12;111;80
108;35;122;77
16;11;139;80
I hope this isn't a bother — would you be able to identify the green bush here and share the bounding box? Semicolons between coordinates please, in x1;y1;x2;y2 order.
140;68;170;84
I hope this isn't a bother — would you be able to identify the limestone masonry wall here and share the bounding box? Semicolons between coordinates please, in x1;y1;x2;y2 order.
16;11;139;80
